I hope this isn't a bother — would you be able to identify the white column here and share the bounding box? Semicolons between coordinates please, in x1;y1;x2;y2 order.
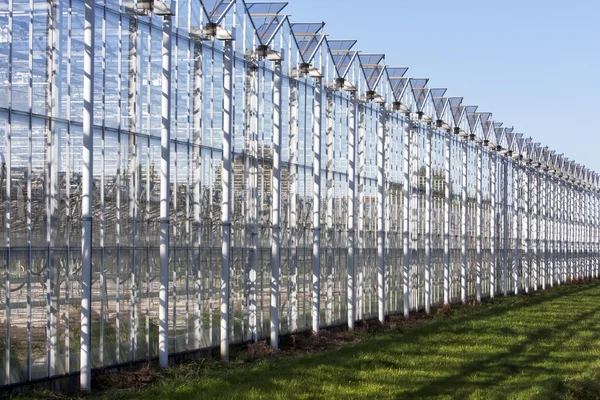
325;91;334;326
247;65;258;342
80;0;95;391
288;79;298;333
461;137;468;304
377;104;386;322
347;93;357;330
192;42;203;347
490;149;497;297
402;113;411;317
513;161;519;295
558;177;564;284
357;105;365;320
530;167;540;290
270;60;282;350
569;182;574;281
220;40;233;361
503;157;509;296
443;132;451;304
312;78;322;333
476;143;483;302
158;14;172;369
425;123;432;313
523;162;529;293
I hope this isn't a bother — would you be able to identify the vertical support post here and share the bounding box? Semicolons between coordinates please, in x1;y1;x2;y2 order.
220;39;233;361
45;0;60;377
490;149;497;297
410;118;419;310
424;122;432;313
402;112;411;317
533;167;539;290
347;93;357;330
270;60;282;350
578;186;582;279
558;178;564;284
3;0;12;383
503;157;509;296
568;181;573;282
325;91;334;326
357;104;365;320
461;137;467;304
247;64;258;343
312;77;322;333
128;18;139;359
544;172;557;287
159;13;172;369
288;78;298;333
377;104;386;323
541;169;547;289
523;162;529;293
80;0;95;391
476;143;483;302
592;188;600;278
192;42;203;348
443;131;451;304
513;162;519;294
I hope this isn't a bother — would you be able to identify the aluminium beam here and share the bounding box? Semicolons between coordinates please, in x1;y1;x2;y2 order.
158;14;172;369
270;59;282;350
312;77;323;334
80;0;95;391
347;92;357;330
377;103;386;322
220;39;233;361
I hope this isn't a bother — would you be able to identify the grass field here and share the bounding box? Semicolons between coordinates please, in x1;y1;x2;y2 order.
15;280;600;399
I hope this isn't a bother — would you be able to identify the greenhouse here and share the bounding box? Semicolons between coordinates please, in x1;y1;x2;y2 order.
0;0;598;391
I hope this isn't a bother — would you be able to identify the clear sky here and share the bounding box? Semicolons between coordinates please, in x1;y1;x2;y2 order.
283;0;600;174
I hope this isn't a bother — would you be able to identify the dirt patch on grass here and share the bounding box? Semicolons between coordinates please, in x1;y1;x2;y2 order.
244;329;361;361
94;363;158;391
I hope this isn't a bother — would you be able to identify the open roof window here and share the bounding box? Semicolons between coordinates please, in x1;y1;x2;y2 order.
246;2;288;47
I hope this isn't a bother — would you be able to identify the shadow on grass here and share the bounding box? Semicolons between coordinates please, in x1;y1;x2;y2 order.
163;281;600;399
15;280;600;400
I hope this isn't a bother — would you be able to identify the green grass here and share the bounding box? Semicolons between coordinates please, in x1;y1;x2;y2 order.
16;280;600;399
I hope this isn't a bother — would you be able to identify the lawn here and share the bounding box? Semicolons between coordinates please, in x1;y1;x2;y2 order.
16;280;600;399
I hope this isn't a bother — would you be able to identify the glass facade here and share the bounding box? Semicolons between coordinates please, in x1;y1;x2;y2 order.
0;0;598;388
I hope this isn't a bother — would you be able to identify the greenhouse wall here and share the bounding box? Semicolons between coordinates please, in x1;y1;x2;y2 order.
0;0;598;388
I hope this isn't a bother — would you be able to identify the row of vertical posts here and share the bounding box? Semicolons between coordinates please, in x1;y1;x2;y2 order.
51;0;599;391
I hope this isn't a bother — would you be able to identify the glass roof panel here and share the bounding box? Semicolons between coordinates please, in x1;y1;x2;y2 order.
387;67;408;79
478;112;492;136
467;114;479;133
331;52;355;78
430;88;446;98
362;66;384;91
433;96;447;119
465;106;479;132
358;54;385;90
253;15;283;44
246;2;288;15
291;22;325;36
448;97;463;126
391;77;409;100
295;35;321;61
201;0;233;22
505;131;515;150
358;54;384;66
328;40;357;52
415;89;429;112
410;79;429;111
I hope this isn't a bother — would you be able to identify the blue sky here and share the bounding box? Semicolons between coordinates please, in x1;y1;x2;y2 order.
283;0;600;173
